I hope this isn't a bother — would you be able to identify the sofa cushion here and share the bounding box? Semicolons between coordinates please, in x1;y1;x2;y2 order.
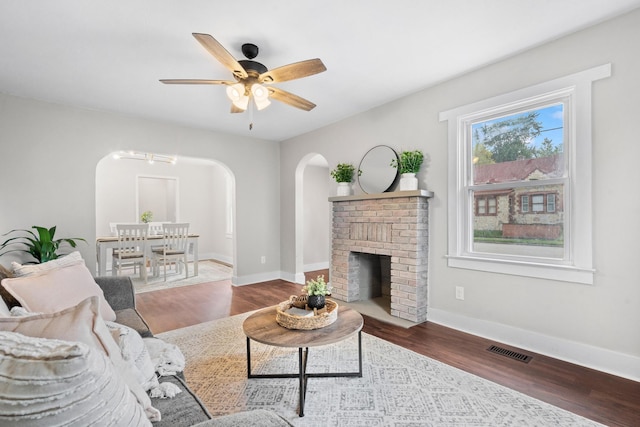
0;331;151;426
10;251;83;277
150;375;211;426
116;307;153;337
0;296;160;423
1;260;117;321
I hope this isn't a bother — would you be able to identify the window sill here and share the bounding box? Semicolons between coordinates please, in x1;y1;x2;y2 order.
447;255;594;285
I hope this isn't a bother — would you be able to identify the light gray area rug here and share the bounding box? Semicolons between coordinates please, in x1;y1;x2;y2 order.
157;313;602;427
125;260;233;293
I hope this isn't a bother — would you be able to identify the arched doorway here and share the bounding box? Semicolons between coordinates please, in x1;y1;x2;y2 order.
294;153;330;284
95;152;236;276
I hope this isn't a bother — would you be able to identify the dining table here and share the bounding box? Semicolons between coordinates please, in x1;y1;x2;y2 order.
95;234;199;277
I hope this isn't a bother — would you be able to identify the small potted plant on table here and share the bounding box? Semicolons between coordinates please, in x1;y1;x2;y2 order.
302;275;331;310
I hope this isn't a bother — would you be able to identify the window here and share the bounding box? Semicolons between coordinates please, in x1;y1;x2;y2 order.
476;196;497;216
440;64;610;284
531;194;545;213
521;193;556;213
547;194;556;213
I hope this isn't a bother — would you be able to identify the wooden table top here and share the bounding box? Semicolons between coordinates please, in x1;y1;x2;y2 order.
243;304;363;348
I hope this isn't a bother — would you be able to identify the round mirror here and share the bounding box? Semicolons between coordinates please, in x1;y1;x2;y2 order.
358;145;399;194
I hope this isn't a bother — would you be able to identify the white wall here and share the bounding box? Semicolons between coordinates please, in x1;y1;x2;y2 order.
280;9;640;380
302;164;330;271
95;156;233;264
0;93;281;284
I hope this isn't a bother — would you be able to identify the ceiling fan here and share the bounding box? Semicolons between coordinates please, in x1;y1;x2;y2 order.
160;33;327;115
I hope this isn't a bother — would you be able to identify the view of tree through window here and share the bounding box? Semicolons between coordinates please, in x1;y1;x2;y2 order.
470;104;565;258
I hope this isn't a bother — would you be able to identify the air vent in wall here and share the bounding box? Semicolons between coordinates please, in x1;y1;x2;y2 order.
487;345;532;363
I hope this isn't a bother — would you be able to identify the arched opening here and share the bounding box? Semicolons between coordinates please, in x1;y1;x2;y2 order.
95;152;236;285
294;153;330;284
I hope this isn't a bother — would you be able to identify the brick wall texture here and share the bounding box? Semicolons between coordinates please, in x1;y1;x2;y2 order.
330;195;429;323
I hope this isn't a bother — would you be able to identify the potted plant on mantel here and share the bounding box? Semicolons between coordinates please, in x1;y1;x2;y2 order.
302;275;331;310
331;163;360;196
330;163;360;196
391;150;424;191
0;225;86;264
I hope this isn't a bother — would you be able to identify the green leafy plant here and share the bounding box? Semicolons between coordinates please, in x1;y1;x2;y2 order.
330;163;361;183
390;150;424;174
140;211;153;223
0;226;86;264
302;275;331;296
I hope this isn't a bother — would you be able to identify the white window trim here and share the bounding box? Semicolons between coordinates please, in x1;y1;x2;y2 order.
439;64;611;285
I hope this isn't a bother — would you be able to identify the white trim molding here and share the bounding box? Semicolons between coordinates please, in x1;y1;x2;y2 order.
428;307;639;382
440;64;611;284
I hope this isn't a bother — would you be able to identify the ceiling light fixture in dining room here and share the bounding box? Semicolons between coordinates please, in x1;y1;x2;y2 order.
112;151;177;165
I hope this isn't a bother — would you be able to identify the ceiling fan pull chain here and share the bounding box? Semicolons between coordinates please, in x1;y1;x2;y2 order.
248;99;254;130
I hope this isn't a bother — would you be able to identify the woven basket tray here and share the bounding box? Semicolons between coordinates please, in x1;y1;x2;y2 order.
276;296;338;330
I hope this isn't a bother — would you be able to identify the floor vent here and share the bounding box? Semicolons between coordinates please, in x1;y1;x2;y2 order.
487;345;532;363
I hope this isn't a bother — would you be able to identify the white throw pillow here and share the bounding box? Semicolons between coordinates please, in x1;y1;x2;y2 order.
1;260;116;321
11;251;83;277
0;296;161;422
0;296;120;356
0;331;151;426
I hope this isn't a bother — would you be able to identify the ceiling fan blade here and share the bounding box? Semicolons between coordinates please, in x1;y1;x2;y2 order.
159;79;233;85
260;59;326;84
268;87;316;111
192;33;248;79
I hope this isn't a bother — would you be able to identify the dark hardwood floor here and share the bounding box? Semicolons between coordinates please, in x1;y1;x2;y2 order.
136;271;640;427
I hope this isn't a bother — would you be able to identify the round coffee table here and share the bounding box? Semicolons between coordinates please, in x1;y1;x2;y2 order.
243;304;364;417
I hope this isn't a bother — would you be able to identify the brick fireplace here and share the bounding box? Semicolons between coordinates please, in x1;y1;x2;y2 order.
329;190;432;323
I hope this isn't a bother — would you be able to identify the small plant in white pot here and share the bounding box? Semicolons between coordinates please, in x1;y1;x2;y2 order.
330;163;360;196
391;150;424;191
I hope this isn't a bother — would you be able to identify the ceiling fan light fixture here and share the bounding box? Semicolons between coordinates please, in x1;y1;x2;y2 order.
251;83;271;110
226;83;249;110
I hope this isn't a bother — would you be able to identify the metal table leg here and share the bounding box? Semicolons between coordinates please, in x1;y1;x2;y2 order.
246;331;363;417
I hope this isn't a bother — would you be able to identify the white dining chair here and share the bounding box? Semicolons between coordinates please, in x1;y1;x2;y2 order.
147;221;170;236
151;223;189;281
112;224;149;283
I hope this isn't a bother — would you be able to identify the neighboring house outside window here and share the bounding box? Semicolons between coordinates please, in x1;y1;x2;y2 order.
440;64;610;284
473;156;564;241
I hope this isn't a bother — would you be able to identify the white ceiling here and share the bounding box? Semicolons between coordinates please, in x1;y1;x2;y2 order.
1;1;639;142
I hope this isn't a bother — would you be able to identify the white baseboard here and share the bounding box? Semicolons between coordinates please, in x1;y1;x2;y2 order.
284;271;312;285
303;261;329;272
200;252;233;265
428;308;640;382
232;270;282;286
